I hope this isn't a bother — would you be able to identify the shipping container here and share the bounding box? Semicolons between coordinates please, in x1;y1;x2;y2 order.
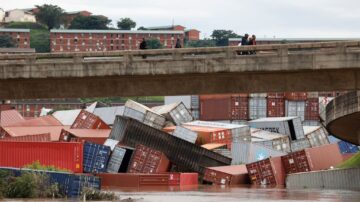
0;167;101;197
172;126;198;144
290;138;311;152
231;95;249;120
93;106;125;125
307;92;319;99
83;142;111;173
281;144;343;174
303;126;329;147
249;97;267;120
286;168;360;190
302;120;320;126
249;93;267;98
152;102;193;125
267;98;285;117
246;156;285;186
267;93;285;99
0;125;69;141
286;101;305;121
213;148;232;158
203;165;249;185
250;128;291;153
0;133;51;142
109;116;231;175
106;146;133;173
71;110;110;129
59;129;110;145
97;173;170;188
249;117;304;141
305;98;319;121
200;95;231;120
337;141;360;154
6;115;62;127
0;109;25;127
52;109;81;126
128;144;170;174
168;173;198;186
165;95;199;110
231;140;287;165
0;142;83;173
285;92;307;101
318;96;335;121
191;109;200;120
201;143;227;150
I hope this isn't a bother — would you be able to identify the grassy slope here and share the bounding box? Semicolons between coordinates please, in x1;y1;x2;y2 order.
337;152;360;169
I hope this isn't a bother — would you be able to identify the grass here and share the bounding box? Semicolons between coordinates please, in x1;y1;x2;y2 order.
336;152;360;169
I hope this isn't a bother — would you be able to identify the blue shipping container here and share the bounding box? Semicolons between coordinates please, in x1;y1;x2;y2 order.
83;142;111;173
338;141;360;154
0;167;101;197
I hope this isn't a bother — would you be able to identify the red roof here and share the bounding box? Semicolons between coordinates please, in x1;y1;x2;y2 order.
2;126;70;141
63;128;111;138
0;110;25;126
6;115;62;127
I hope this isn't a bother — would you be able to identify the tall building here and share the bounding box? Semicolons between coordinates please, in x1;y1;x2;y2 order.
0;28;31;48
50;29;185;52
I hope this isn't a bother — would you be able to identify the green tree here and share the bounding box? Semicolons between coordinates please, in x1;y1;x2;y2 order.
185;39;216;48
137;26;148;30
117;18;136;30
69;15;111;30
5;22;47;30
30;29;50;52
146;39;163;49
211;30;241;46
35;4;64;30
0;35;17;48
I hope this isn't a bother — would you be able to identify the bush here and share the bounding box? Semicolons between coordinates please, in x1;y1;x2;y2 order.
81;187;118;201
30;29;50;53
24;160;71;173
5;22;47;30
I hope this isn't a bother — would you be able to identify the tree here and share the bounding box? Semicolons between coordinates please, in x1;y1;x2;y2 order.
211;30;241;46
137;26;148;30
0;35;17;48
30;29;50;52
69;15;111;30
117;18;136;30
5;22;47;30
146;39;163;49
185;39;216;48
35;4;64;30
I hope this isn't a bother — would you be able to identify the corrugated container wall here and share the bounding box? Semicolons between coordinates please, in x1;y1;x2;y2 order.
200;95;230;120
286;101;305;121
249;97;267;120
152;102;193;125
83;142;111;173
106;146;133;173
164;95;199;110
290;138;311;152
0;133;51;142
0;142;83;173
172;126;198;144
285;92;308;101
304;127;329;147
305;98;319;121
231;95;249;120
246;156;285;185
267;98;285;117
71;110;110;129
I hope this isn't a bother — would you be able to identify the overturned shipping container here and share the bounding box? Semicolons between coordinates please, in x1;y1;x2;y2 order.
250;128;291;153
152;102;193;125
203;165;249;185
83;142;111;173
106;146;133;173
303;126;329;147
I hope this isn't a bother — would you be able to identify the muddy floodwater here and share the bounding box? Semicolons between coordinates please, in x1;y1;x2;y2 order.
111;185;360;202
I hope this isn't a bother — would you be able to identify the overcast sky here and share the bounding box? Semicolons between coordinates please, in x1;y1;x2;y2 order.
2;0;360;38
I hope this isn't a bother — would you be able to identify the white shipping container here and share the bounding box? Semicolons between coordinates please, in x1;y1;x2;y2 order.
286;101;305;121
164;95;199;109
231;140;287;165
304;126;330;147
125;99;152;114
52;109;81;126
290;138;311;152
143;110;166;130
249;97;267;120
249;117;305;141
172;126;198;143
123;107;145;122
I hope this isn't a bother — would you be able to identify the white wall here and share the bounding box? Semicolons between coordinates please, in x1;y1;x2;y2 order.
4;9;36;23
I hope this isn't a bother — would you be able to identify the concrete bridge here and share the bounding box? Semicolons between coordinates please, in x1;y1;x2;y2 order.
0;41;360;99
326;91;360;145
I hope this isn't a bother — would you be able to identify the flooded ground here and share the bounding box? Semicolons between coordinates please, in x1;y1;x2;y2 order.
113;185;360;202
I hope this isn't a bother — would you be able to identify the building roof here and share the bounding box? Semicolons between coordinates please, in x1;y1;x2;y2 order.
50;29;184;34
65;10;92;15
0;110;25;127
63;128;111;138
185;29;200;32
2;126;70;141
145;25;185;30
0;28;30;33
6;115;62;127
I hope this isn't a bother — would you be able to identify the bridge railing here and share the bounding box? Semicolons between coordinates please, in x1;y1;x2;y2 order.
0;41;359;63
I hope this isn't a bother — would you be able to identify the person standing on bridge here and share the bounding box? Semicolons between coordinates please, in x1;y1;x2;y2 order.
240;33;249;55
249;34;257;54
175;38;182;48
140;38;147;59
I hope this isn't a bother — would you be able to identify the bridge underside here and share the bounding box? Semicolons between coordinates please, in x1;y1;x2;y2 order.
327;112;360;145
1;68;360;99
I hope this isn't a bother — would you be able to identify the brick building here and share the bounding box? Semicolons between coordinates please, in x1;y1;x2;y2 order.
145;25;200;42
50;29;185;52
185;29;200;41
0;28;30;48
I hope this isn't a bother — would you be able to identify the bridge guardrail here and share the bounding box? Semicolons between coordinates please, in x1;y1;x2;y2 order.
0;41;359;63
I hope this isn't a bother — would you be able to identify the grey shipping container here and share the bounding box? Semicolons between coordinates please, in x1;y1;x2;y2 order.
231;140;287;165
290;138;311;152
302;120;320;126
152;102;193;125
249;97;267;120
172;126;198;144
286;168;360;190
143;110;166;130
106;146;134;173
250;128;291;153
109;116;231;175
192;109;200;120
123;107;145;122
304;126;330;147
249;117;305;141
249;93;267;98
164;95;199;109
286;101;305;121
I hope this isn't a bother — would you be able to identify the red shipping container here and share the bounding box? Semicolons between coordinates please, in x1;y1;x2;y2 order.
71;110;110;129
168;173;198;186
0;142;83;173
285;92;308;101
59;129;110;145
200;95;231;120
281;144;343;174
203;165;249;185
97;173;169;188
0;133;51;142
246;156;285;186
267;93;285;99
267;98;285;117
128;144;170;174
305;98;319;121
231;96;249;120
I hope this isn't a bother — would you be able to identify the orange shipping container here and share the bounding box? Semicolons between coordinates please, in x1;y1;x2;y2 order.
71;110;110;129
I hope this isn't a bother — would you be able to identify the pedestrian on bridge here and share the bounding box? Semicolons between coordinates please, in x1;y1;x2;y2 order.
249;34;257;54
140;38;147;59
240;33;249;55
175;38;182;48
